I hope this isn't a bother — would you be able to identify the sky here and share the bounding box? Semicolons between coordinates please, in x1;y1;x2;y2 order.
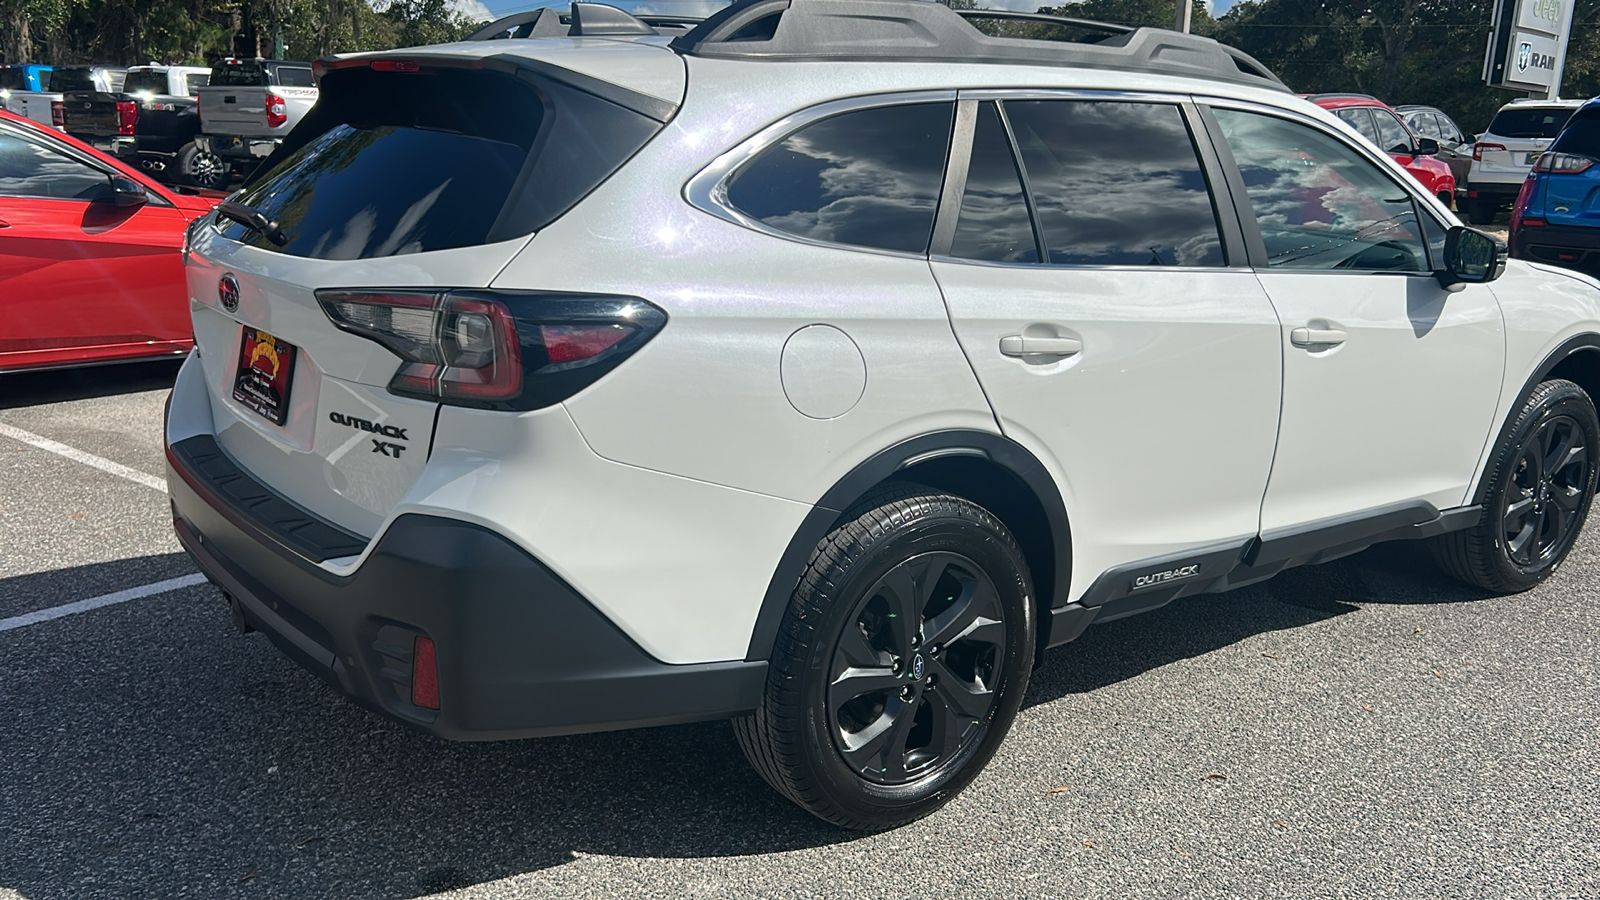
477;0;1241;20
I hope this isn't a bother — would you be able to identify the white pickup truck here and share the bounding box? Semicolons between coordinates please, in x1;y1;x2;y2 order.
196;58;317;178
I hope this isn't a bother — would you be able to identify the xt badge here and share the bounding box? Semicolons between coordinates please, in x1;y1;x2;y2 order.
371;439;405;458
330;412;409;459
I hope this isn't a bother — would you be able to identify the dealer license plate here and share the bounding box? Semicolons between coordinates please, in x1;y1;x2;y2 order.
232;328;297;426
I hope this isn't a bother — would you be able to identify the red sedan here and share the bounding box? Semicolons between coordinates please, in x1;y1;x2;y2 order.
1306;93;1458;209
0;109;217;373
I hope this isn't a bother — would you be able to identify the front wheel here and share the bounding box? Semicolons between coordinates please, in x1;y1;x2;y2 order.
1432;379;1599;593
734;485;1035;830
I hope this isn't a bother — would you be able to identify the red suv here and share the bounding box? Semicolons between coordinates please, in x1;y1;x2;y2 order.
1306;94;1457;208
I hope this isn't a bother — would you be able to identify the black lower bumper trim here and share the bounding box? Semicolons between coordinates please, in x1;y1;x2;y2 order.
168;439;766;740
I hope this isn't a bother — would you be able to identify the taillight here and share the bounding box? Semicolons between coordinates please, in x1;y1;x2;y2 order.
265;93;287;129
1474;141;1506;161
1533;152;1597;174
1510;177;1537;236
50;100;63;127
115;100;137;135
316;290;666;409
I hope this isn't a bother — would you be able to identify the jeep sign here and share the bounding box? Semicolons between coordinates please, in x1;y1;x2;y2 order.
1485;0;1577;96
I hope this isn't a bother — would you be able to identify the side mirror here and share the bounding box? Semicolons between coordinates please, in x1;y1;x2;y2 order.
1416;137;1440;156
1438;226;1507;288
108;174;148;208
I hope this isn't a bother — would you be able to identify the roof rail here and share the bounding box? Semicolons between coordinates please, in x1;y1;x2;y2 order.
1303;92;1379;103
466;4;706;41
670;0;1287;91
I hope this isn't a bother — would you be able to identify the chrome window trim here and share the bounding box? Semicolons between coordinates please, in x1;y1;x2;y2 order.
683;89;958;261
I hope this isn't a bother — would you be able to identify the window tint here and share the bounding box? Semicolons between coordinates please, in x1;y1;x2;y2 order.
37;70;51;91
276;67;315;88
0;70;26;93
1552;108;1600;156
1438;114;1466;143
124;70;169;95
726;102;952;255
226;66;662;259
0;130;110;200
1214;108;1427;272
1407;112;1442;140
1335;107;1379;144
1487;106;1576;139
950;102;1037;263
185;72;210;93
210;62;267;87
1373;109;1413;154
50;68;98;92
1003;100;1224;267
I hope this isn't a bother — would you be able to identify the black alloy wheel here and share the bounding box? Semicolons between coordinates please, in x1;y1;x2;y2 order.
1433;378;1600;592
828;551;1006;785
1501;413;1589;567
734;484;1035;830
179;142;226;190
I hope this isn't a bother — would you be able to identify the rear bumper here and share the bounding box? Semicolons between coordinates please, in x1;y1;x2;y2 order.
166;432;766;740
1512;223;1600;274
1466;181;1524;201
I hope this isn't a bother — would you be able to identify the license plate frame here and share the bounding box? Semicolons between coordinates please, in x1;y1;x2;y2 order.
232;327;297;426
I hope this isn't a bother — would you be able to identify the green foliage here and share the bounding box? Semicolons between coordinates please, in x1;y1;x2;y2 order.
0;0;478;65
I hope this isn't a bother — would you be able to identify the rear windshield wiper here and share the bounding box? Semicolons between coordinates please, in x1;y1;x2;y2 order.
216;199;287;246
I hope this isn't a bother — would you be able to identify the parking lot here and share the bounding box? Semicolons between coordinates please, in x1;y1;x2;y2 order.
0;360;1593;899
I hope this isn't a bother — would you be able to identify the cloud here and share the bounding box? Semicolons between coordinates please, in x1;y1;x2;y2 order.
450;0;494;22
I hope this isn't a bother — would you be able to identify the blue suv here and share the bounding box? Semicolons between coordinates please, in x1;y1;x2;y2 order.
1511;97;1600;275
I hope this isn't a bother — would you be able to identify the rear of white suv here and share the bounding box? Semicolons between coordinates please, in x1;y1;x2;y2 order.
1466;99;1582;224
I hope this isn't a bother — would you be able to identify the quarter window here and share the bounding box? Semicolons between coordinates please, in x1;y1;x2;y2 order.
1213;108;1427;273
950;102;1038;263
725;102;954;255
1335;107;1380;144
1003;100;1225;267
0;130;110;201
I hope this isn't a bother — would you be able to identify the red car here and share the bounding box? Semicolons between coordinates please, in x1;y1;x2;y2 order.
0;109;217;373
1306;94;1457;209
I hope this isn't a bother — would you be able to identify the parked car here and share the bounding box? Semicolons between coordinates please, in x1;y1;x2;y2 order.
0;64;52;97
0;63;65;130
1466;98;1584;225
1307;93;1456;207
1510;97;1600;275
1397;103;1474;192
196;58;316;180
0;109;217;373
167;0;1600;832
45;66;127;134
61;64;210;156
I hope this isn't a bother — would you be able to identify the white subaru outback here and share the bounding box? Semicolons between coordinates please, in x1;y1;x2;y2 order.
165;0;1600;830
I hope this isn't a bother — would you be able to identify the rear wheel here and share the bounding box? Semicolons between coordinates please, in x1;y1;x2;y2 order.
1432;379;1599;593
1466;198;1497;226
176;141;227;190
734;485;1035;830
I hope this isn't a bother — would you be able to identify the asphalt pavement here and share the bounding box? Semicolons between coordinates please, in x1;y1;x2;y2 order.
2;360;1597;899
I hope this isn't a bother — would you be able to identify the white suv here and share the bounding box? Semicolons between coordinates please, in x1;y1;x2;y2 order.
165;0;1600;830
1465;98;1583;224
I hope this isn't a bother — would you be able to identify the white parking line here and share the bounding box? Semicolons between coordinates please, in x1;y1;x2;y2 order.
0;422;166;492
0;574;208;633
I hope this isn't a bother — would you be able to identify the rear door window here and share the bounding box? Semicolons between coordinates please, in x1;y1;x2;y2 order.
222;64;665;259
725;102;953;255
1372;109;1413;155
1488;107;1577;139
1003;100;1225;267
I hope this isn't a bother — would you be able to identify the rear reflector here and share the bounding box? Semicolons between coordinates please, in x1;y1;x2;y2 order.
370;60;421;73
412;635;439;710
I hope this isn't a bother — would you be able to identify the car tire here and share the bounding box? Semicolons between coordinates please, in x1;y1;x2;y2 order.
176;141;227;190
733;484;1035;830
1431;378;1599;593
1466;199;1497;226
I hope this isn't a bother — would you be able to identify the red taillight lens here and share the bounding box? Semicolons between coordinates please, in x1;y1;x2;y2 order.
115;100;137;135
1533;152;1597;174
411;635;439;710
370;60;421;73
316;290;666;410
50;100;63;127
1510;177;1537;235
1473;141;1506;162
265;93;287;129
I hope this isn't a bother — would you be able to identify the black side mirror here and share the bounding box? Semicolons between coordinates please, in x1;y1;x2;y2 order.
108;174;148;207
1438;226;1507;287
1416;137;1439;156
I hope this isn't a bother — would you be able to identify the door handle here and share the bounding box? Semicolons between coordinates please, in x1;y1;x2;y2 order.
1290;326;1347;347
1000;334;1082;358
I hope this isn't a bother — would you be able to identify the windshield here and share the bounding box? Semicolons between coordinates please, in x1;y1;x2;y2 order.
124;70;168;95
1488;107;1578;139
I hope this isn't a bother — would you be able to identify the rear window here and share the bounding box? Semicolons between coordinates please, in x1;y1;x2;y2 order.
50;69;98;92
1552;109;1600;156
222;65;665;259
0;70;26;92
210;62;267;87
124;70;168;95
275;67;314;87
185;72;210;93
1488;106;1577;139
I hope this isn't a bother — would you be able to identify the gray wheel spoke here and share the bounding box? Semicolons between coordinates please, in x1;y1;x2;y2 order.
1507;519;1536;563
948;615;1005;649
830;665;902;705
836;622;887;670
927;657;994;719
876;565;923;655
1503;493;1536;529
925;690;973;754
1553;484;1584;513
922;578;982;648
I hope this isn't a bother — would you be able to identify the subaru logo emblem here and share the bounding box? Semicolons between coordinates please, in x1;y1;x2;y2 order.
218;273;240;312
1517;41;1533;72
911;654;925;680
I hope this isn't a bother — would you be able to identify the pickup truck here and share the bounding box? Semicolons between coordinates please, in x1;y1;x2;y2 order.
0;63;60;130
196;58;316;179
62;65;210;157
